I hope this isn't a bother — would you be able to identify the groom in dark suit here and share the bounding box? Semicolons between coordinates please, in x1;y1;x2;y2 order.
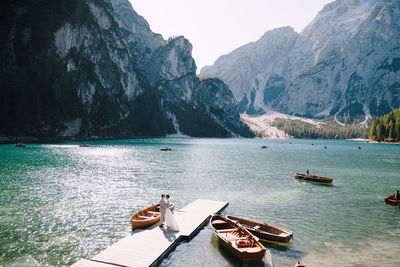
159;194;167;227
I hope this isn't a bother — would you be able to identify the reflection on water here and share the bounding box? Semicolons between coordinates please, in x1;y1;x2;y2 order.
0;139;399;266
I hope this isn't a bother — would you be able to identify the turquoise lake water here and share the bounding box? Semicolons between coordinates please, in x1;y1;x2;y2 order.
0;138;399;266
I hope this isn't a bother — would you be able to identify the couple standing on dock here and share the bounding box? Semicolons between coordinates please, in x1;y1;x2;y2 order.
159;194;179;232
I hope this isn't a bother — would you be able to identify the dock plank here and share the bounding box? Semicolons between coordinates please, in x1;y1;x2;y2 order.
72;199;228;267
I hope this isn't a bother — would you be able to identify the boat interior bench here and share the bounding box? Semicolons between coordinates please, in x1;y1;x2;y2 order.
217;228;237;233
212;220;227;225
278;232;289;237
138;215;152;219
227;236;249;241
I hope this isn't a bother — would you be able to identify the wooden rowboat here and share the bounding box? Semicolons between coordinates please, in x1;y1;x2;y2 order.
130;203;175;229
210;214;266;262
160;147;171;151
385;194;399;206
295;262;307;267
294;173;333;184
14;143;26;147
227;215;293;243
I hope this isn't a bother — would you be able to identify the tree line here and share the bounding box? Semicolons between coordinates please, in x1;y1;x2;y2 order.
273;118;369;139
369;108;400;142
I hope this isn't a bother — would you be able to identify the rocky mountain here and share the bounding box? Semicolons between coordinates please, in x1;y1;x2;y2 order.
201;0;400;122
202;26;299;114
0;0;252;139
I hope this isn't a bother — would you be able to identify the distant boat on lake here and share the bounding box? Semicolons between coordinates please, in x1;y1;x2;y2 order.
261;145;267;149
14;143;26;147
79;144;90;147
160;147;171;151
384;194;399;206
294;173;333;184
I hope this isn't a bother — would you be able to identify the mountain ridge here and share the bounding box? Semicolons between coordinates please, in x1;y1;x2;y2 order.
201;0;400;121
0;0;253;139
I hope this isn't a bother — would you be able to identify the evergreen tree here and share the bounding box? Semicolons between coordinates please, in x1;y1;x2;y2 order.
368;108;400;142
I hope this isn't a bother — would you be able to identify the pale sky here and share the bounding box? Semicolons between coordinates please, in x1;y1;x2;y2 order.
128;0;333;71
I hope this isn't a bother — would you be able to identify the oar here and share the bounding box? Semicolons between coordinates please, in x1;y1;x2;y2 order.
375;194;395;198
291;171;306;181
291;170;312;182
297;172;310;181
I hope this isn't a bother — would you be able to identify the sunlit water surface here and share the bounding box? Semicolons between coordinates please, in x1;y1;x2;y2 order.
0;139;399;267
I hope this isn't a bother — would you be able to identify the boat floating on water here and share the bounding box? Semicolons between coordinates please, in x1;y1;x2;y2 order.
384;194;399;206
210;214;266;262
160;147;171;151
294;173;333;184
14;143;26;147
79;144;90;147
261;145;267;149
227;215;293;243
130;203;174;229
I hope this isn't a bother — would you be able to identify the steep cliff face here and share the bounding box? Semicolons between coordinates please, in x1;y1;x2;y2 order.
0;0;251;138
150;36;197;102
275;0;400;120
201;27;299;114
1;0;141;137
201;0;400;121
150;37;253;137
194;78;252;136
110;0;163;73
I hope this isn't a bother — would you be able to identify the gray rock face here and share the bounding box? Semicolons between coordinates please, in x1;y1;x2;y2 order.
0;0;250;138
194;78;251;136
149;36;252;137
201;0;400;120
110;0;163;72
202;26;298;113
150;36;197;102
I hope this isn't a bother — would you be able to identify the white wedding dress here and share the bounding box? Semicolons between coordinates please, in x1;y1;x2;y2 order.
165;201;179;231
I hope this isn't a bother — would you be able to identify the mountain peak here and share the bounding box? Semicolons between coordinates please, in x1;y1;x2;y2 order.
260;26;297;39
201;0;400;118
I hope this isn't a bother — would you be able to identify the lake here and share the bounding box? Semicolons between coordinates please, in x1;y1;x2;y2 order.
0;138;399;266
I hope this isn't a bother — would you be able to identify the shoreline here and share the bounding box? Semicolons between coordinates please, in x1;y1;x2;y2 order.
346;138;369;141
0;135;167;145
368;140;400;145
3;135;399;145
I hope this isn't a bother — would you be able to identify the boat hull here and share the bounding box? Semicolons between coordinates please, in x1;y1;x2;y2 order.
14;144;26;147
385;195;399;206
227;215;292;243
294;173;333;184
210;214;266;262
215;233;266;262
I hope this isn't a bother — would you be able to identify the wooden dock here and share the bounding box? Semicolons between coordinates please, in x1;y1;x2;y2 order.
72;199;228;267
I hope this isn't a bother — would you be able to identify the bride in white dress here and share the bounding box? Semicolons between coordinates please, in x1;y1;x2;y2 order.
165;195;179;231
